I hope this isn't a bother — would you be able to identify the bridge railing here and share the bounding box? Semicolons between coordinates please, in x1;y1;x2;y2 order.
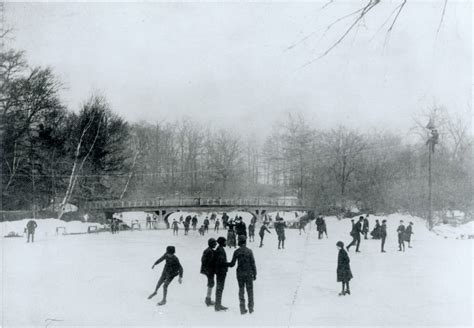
82;197;302;210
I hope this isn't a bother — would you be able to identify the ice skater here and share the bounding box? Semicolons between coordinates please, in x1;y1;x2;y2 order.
380;220;387;252
199;225;205;236
148;246;183;306
397;220;406;252
214;219;220;232
227;223;237;248
320;216;328;238
248;222;255;242
192;216;198;231
298;220;305;235
204;217;210;233
235;217;247;238
26;219;37;243
405;222;414;248
201;238;217;306
336;241;353;296
346;217;363;253
371;219;381;239
228;235;257;314
362;215;369;240
258;222;271;248
183;221;190;235
214;237;229;311
172;219;179;235
275;218;287;249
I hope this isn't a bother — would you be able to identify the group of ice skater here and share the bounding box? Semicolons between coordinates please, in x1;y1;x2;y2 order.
346;215;414;253
148;234;256;314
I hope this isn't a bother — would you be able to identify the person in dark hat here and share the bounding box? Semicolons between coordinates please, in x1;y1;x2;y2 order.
227;220;237;248
336;241;353;296
274;218;287;249
228;235;257;314
371;219;381;239
213;237;229;311
380;220;387;252
201;238;217;306
347;217;363;252
248;222;255;242
235;217;247;238
148;246;183;306
258;222;271;248
405;222;414;248
397;220;406;252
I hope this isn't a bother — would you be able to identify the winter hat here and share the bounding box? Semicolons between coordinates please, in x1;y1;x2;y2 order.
208;238;217;247
217;237;227;246
238;235;247;245
336;241;344;248
166;246;176;254
382;220;387;223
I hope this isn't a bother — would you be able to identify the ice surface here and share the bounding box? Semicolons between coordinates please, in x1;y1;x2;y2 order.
0;213;472;326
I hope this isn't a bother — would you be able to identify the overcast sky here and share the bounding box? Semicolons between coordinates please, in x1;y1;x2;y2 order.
5;1;472;139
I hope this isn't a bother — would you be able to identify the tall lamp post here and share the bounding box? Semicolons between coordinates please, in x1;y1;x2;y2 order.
426;119;439;230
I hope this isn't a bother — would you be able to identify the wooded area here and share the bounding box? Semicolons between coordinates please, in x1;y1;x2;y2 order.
1;46;472;217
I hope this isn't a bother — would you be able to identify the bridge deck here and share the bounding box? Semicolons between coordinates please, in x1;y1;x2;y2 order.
83;197;311;212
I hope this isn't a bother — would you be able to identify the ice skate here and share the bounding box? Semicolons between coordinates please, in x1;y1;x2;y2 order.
148;292;157;299
157;299;166;306
338;291;345;296
215;305;228;311
205;297;215;306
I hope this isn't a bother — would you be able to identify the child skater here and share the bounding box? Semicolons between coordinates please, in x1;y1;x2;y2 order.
148;246;183;306
336;241;353;296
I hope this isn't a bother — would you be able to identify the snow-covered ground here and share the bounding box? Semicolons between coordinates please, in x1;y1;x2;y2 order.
0;213;472;327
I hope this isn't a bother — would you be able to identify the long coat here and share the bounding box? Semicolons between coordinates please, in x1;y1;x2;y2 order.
337;249;353;282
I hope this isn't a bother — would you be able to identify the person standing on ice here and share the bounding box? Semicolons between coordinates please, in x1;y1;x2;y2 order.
214;218;220;232
362;215;370;240
248;222;255;242
347;217;363;253
336;241;353;296
235;217;247;238
258;222;271;247
380;220;387;252
371;219;381;239
397;220;406;252
172;219;179;235
148;246;183;306
146;214;152;230
275;218;287;249
204;217;210;234
192;216;198;231
183;220;190;235
213;237;229;311
201;238;217;306
227;221;237;248
298;219;305;235
321;217;328;238
228;235;257;315
405;222;414;248
199;225;205;236
26;219;38;243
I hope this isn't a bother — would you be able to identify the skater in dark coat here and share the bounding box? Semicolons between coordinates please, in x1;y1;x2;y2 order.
397;220;406;252
204;218;210;233
26;219;38;243
321;217;328;238
183;221;190;235
148;246;183;306
274;218;287;249
192;216;198;231
201;238;217;306
371;220;381;239
235;218;247;238
213;237;229;311
362;216;369;240
405;222;414;248
316;216;324;239
248;223;255;242
380;220;387;252
214;219;220;232
228;235;257;314
347;217;363;252
198;225;205;236
299;219;305;235
336;241;353;296
258;222;271;248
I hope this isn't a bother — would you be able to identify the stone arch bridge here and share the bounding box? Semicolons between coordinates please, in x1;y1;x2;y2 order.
82;197;315;228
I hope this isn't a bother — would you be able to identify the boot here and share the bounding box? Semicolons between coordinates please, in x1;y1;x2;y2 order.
157;299;166;306
148;292;157;299
249;307;254;314
215;305;228;311
338;291;345;296
345;289;351;295
240;305;248;315
205;297;215;306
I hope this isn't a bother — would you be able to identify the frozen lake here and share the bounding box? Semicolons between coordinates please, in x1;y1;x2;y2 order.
1;215;472;327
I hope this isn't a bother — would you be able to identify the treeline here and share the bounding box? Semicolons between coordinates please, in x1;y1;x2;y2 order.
1;46;472;217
